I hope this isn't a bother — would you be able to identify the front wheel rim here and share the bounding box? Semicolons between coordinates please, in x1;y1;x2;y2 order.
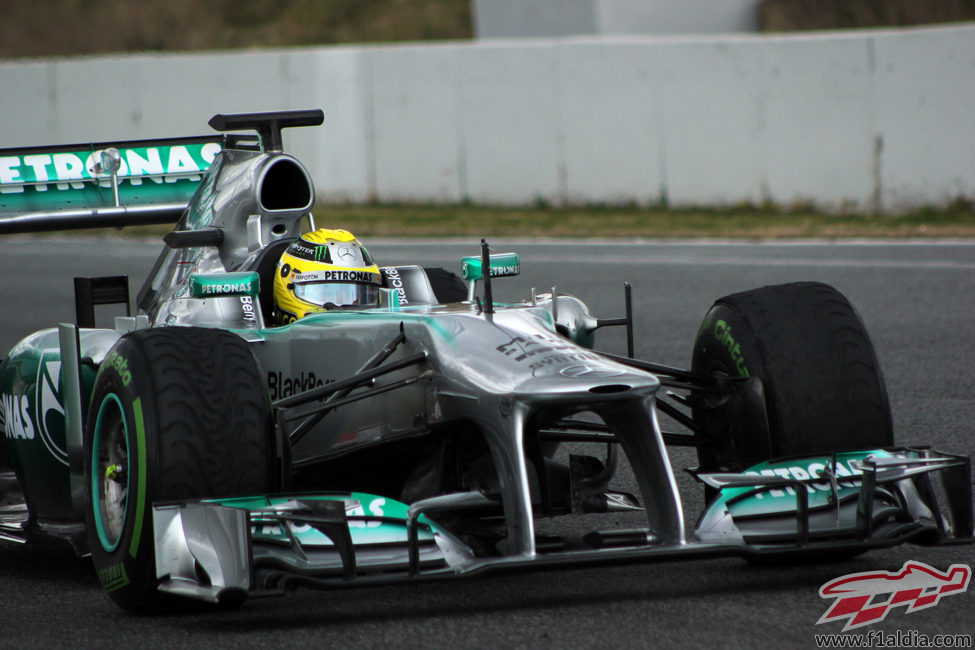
91;393;130;552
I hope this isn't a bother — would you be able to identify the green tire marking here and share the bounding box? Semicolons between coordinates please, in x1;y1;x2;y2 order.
129;397;147;558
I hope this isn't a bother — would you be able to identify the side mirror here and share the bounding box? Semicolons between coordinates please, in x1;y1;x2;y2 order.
460;252;520;282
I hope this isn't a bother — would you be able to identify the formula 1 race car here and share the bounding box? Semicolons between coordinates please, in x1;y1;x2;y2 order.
0;110;971;611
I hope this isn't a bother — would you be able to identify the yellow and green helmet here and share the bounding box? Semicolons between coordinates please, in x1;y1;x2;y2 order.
272;228;381;324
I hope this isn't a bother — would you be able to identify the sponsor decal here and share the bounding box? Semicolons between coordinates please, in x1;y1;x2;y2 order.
497;332;575;362
559;364;625;379
470;260;519;277
744;459;860;499
97;562;131;593
817;561;971;631
200;280;252;296
495;334;602;370
1;392;34;440
189;273;259;298
240;296;257;323
497;332;604;372
0;142;221;194
104;350;132;386
461;253;520;281
288;242;334;263
334;243;358;263
267;371;332;401
529;351;605;372
713;319;750;377
383;267;409;305
288;242;342;263
251;498;388;540
36;352;69;465
293;270;378;284
346;497;386;528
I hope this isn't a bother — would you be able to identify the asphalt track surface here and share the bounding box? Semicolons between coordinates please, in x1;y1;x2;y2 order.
1;237;974;648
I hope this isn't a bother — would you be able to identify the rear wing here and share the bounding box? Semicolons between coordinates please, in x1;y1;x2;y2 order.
0;136;224;234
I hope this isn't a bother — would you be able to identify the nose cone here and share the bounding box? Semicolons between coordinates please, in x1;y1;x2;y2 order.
513;356;660;405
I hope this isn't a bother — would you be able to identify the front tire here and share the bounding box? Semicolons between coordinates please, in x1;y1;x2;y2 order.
691;282;893;473
84;327;273;610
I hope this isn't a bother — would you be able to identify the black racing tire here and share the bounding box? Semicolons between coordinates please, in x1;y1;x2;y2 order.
691;282;893;473
424;267;468;303
84;326;273;611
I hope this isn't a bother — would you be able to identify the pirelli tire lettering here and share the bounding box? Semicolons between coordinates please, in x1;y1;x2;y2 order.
103;350;132;386
97;562;131;593
711;320;749;377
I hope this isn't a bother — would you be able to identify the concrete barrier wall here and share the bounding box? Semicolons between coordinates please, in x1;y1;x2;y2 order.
1;23;972;211
472;0;760;37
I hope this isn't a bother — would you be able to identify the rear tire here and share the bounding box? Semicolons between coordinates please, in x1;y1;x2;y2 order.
84;327;273;611
691;282;893;473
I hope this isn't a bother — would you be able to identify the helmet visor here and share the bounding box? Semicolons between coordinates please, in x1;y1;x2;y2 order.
293;282;380;309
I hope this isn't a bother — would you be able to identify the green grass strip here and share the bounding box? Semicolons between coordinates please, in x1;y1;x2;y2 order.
14;202;975;239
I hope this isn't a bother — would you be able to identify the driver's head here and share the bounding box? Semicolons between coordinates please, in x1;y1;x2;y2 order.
272;228;381;324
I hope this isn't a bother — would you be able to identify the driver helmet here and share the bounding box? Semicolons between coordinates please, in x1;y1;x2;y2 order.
272;228;381;324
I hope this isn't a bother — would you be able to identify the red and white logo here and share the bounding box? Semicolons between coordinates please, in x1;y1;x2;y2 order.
817;561;970;631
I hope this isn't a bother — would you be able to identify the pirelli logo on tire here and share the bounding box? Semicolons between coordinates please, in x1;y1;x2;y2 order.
712;319;750;377
97;563;131;593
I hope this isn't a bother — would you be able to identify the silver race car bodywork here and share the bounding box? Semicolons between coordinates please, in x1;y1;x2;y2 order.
0;110;970;609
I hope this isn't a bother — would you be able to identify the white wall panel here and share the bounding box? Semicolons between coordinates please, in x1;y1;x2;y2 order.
655;38;769;206
0;60;57;147
1;24;973;212
555;41;662;204
762;33;877;210
369;44;465;202
457;42;562;204
873;26;975;211
286;48;371;203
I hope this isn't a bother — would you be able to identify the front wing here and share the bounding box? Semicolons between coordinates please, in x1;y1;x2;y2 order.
151;449;973;604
